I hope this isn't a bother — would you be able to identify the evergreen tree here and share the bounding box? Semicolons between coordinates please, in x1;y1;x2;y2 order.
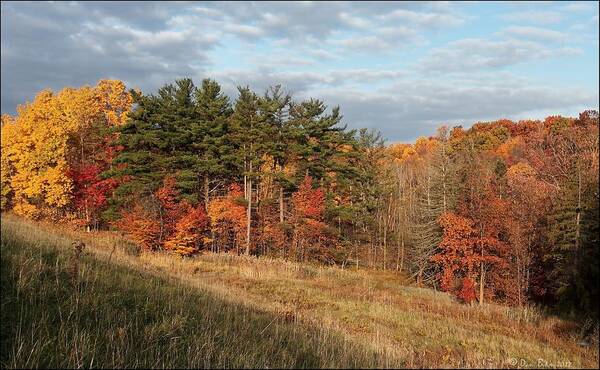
105;79;198;215
289;99;357;185
192;79;235;207
258;85;292;223
230;86;263;254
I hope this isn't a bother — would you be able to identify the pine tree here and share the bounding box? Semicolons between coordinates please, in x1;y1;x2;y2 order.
258;85;292;223
289;99;357;185
230;87;262;255
192;79;235;207
107;79;198;213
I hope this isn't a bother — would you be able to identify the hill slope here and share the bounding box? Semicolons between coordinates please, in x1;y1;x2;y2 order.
1;214;598;368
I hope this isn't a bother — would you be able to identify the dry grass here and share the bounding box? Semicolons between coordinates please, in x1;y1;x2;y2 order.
1;213;598;368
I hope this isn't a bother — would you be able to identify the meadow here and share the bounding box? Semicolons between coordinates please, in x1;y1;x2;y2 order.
1;213;598;369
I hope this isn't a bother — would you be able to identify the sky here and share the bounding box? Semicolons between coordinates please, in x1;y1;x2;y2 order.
1;1;599;142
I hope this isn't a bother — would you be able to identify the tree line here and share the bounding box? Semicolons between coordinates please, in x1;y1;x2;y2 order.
1;78;598;319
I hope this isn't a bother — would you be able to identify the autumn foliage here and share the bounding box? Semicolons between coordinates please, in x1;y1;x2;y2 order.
290;176;336;263
117;176;210;254
432;212;478;293
458;277;477;304
116;204;162;251
164;204;209;256
2;78;598;317
0;80;131;225
207;184;247;253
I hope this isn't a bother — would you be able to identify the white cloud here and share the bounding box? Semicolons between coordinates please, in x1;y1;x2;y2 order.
333;36;391;51
309;74;597;140
501;26;566;42
500;10;564;25
420;38;582;72
378;26;422;42
561;2;595;12
1;1;597;142
191;6;223;17
339;12;371;29
224;24;265;38
379;8;464;28
307;49;341;61
253;56;317;68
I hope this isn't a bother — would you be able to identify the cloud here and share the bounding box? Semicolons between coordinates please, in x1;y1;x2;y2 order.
307;49;341;61
0;2;220;112
1;1;468;113
223;24;265;39
501;26;566;42
561;2;596;12
201;67;597;141
329;69;407;82
207;69;331;99
333;36;392;51
339;12;372;29
378;8;464;28
500;10;564;25
420;38;582;72
310;75;597;141
207;67;411;98
209;1;464;50
1;1;597;142
251;56;317;68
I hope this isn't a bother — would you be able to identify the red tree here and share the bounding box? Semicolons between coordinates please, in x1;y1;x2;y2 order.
458;277;477;304
431;212;478;292
292;176;326;220
116;204;161;251
164;203;209;256
69;164;118;231
432;210;511;304
291;176;335;263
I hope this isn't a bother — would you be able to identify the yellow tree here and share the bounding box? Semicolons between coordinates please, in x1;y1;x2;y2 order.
1;114;17;210
96;79;132;126
0;81;131;220
6;90;73;218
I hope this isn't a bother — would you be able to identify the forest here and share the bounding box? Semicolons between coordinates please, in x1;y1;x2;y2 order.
1;78;598;321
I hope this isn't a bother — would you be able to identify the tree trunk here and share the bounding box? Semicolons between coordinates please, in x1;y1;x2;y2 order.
245;135;252;255
158;201;164;245
526;268;530;298
279;186;284;223
383;225;387;271
246;175;252;255
80;133;85;163
204;176;210;208
399;233;405;272
442;141;447;213
479;254;485;305
426;173;431;207
85;202;91;233
291;228;297;261
575;164;582;251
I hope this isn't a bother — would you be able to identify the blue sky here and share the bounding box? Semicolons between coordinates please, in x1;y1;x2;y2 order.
1;1;598;142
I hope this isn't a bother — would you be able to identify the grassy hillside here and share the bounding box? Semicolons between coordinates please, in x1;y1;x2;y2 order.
1;213;598;368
